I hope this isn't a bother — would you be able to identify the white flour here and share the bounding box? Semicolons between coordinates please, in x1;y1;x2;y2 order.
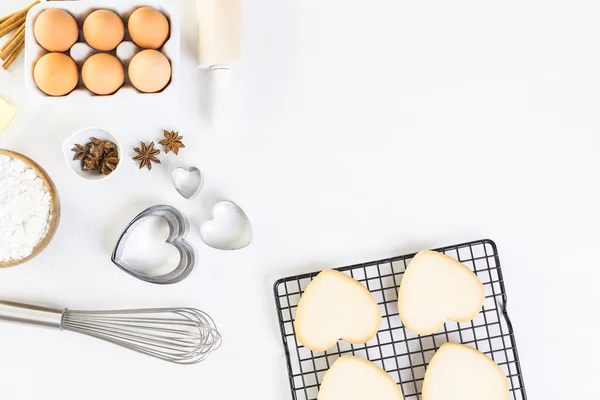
0;155;51;262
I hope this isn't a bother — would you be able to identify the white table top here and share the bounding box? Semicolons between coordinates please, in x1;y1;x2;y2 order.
1;0;598;398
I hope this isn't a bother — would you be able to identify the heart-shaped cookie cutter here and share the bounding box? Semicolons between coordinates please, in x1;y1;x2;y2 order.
172;166;204;199
111;205;195;284
200;201;253;250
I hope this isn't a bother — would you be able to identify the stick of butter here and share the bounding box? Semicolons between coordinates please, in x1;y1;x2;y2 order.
0;97;16;131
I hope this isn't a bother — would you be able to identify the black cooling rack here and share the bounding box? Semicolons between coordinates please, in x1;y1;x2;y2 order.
274;239;527;400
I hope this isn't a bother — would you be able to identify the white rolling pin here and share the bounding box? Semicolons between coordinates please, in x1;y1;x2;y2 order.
196;0;242;131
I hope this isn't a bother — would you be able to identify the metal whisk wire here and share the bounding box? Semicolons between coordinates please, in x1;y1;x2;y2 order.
62;308;222;364
0;301;221;365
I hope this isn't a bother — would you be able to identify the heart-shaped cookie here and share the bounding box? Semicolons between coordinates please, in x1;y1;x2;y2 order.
398;250;484;335
111;205;195;284
200;201;252;250
318;356;404;400
422;343;508;400
294;270;381;352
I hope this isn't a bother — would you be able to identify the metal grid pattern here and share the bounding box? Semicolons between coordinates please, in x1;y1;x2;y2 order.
274;239;527;400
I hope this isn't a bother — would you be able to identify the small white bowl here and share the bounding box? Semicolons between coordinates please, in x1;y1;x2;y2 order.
62;127;122;181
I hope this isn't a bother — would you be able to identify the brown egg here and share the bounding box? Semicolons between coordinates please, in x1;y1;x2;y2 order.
34;9;79;52
33;53;79;97
128;7;170;49
82;54;124;95
83;10;124;51
128;50;171;93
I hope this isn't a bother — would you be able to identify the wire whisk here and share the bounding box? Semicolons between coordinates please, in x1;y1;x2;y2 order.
0;301;222;364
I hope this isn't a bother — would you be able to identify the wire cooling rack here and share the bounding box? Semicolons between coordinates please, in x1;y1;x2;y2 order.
274;239;527;400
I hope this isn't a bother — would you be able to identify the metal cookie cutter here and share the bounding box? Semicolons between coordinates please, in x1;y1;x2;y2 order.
172;166;204;199
111;205;195;284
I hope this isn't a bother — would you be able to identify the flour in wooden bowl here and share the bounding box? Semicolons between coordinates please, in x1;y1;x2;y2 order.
0;154;52;263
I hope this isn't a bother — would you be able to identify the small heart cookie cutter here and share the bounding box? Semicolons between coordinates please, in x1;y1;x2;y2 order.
172;166;204;199
111;205;195;284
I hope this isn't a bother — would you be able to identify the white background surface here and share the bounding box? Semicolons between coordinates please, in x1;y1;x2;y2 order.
0;0;599;398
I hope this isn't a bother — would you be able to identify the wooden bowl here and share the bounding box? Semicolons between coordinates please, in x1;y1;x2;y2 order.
0;150;61;268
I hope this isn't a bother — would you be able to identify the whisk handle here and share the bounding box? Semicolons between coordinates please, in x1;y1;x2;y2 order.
0;301;64;329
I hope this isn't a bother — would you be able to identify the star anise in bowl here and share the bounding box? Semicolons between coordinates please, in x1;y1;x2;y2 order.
71;137;120;176
100;151;120;175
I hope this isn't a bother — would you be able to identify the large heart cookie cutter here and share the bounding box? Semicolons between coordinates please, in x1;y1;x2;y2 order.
111;205;196;284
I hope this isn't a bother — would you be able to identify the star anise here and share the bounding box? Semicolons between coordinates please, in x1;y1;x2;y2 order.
133;141;161;170
72;137;120;175
158;130;185;155
87;137;105;155
87;137;104;147
82;154;99;171
71;144;88;161
100;151;120;175
104;141;117;151
88;143;103;159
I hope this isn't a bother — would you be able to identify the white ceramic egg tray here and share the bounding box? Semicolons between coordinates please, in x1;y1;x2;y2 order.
24;0;180;104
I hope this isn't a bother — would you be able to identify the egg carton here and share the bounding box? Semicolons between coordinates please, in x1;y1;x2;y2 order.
24;0;180;104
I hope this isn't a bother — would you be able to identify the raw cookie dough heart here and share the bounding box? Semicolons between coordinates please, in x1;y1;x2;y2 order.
317;356;404;400
398;250;484;335
294;270;381;352
422;343;508;400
